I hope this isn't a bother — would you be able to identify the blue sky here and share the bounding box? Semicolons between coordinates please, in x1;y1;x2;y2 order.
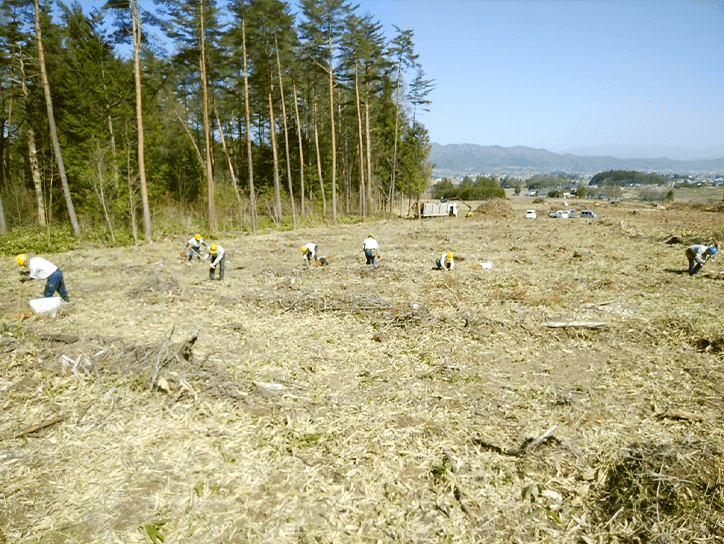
83;0;723;154
359;0;723;152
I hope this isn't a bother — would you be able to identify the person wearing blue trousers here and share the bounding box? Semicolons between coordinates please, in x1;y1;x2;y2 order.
685;244;717;276
16;253;70;302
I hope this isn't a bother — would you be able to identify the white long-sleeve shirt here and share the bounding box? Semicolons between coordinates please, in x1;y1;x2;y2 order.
302;242;317;262
186;236;205;249
28;257;58;280
205;245;225;266
686;244;712;265
440;252;455;270
363;237;379;251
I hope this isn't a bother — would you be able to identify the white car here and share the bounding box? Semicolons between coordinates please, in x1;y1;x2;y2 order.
525;209;537;219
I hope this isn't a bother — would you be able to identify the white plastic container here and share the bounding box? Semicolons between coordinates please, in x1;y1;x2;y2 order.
480;262;493;270
29;297;62;314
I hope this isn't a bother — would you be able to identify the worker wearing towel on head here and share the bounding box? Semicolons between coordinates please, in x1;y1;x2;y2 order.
204;243;226;280
362;234;379;265
436;251;455;271
685;244;718;276
16;253;70;302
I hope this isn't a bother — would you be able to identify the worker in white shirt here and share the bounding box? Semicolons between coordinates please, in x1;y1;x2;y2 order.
301;242;317;265
685;244;718;276
362;234;379;265
16;253;71;302
204;243;226;280
300;242;329;266
436;251;455;271
185;234;206;261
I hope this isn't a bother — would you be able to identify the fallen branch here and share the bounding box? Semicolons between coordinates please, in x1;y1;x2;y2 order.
543;320;608;329
40;334;79;344
656;410;703;422
473;425;559;457
443;448;474;518
10;402;92;439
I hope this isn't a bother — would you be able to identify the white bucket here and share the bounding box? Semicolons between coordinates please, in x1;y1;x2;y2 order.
29;297;62;314
480;262;494;270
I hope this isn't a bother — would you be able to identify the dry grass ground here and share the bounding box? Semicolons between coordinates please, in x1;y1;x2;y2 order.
1;196;724;543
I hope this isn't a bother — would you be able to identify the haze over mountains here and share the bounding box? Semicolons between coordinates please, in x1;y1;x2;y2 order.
430;143;724;175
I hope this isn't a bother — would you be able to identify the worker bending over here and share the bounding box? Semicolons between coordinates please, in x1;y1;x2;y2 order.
362;234;379;265
685;244;717;276
436;251;455;271
16;253;71;302
300;242;329;266
205;243;226;280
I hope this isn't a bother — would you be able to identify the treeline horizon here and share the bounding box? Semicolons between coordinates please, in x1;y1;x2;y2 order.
0;0;436;245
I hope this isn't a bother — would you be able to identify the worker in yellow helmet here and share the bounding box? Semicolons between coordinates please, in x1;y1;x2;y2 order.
16;253;71;302
300;242;329;266
436;251;455;271
184;233;206;261
204;243;226;280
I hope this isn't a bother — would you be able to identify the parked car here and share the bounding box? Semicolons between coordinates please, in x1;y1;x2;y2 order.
548;210;558;218
580;209;599;218
556;210;570;219
567;209;577;218
525;209;537;219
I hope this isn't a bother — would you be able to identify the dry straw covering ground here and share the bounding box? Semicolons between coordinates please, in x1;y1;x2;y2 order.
1;195;724;543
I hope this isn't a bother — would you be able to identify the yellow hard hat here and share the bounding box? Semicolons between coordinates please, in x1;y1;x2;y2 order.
369;233;374;238
16;254;27;266
447;252;453;260
210;244;217;253
300;246;306;252
195;233;202;240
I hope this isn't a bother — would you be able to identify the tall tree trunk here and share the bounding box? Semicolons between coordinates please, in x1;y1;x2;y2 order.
34;0;79;235
388;63;402;219
213;95;244;227
354;63;365;219
328;35;337;224
364;79;374;215
240;4;256;233
292;77;305;216
102;59;121;234
267;89;282;222
131;0;152;242
199;0;216;232
91;144;116;243
125;130;139;246
313;91;326;216
274;34;296;229
19;52;46;226
0;195;6;234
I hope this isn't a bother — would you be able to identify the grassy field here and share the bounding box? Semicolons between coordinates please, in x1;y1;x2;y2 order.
1;196;723;543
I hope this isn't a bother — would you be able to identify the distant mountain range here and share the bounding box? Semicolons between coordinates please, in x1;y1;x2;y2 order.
429;143;724;175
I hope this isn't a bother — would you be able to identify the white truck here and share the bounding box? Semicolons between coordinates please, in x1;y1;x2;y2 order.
420;201;459;218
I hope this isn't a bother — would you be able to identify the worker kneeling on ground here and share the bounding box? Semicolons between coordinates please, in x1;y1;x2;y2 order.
436;251;455;271
300;242;328;266
16;253;71;302
185;233;206;261
685;244;717;276
205;243;225;280
362;234;379;265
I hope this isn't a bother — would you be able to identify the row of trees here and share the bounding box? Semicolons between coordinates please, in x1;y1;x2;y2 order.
431;175;505;201
589;170;669;187
0;0;436;242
